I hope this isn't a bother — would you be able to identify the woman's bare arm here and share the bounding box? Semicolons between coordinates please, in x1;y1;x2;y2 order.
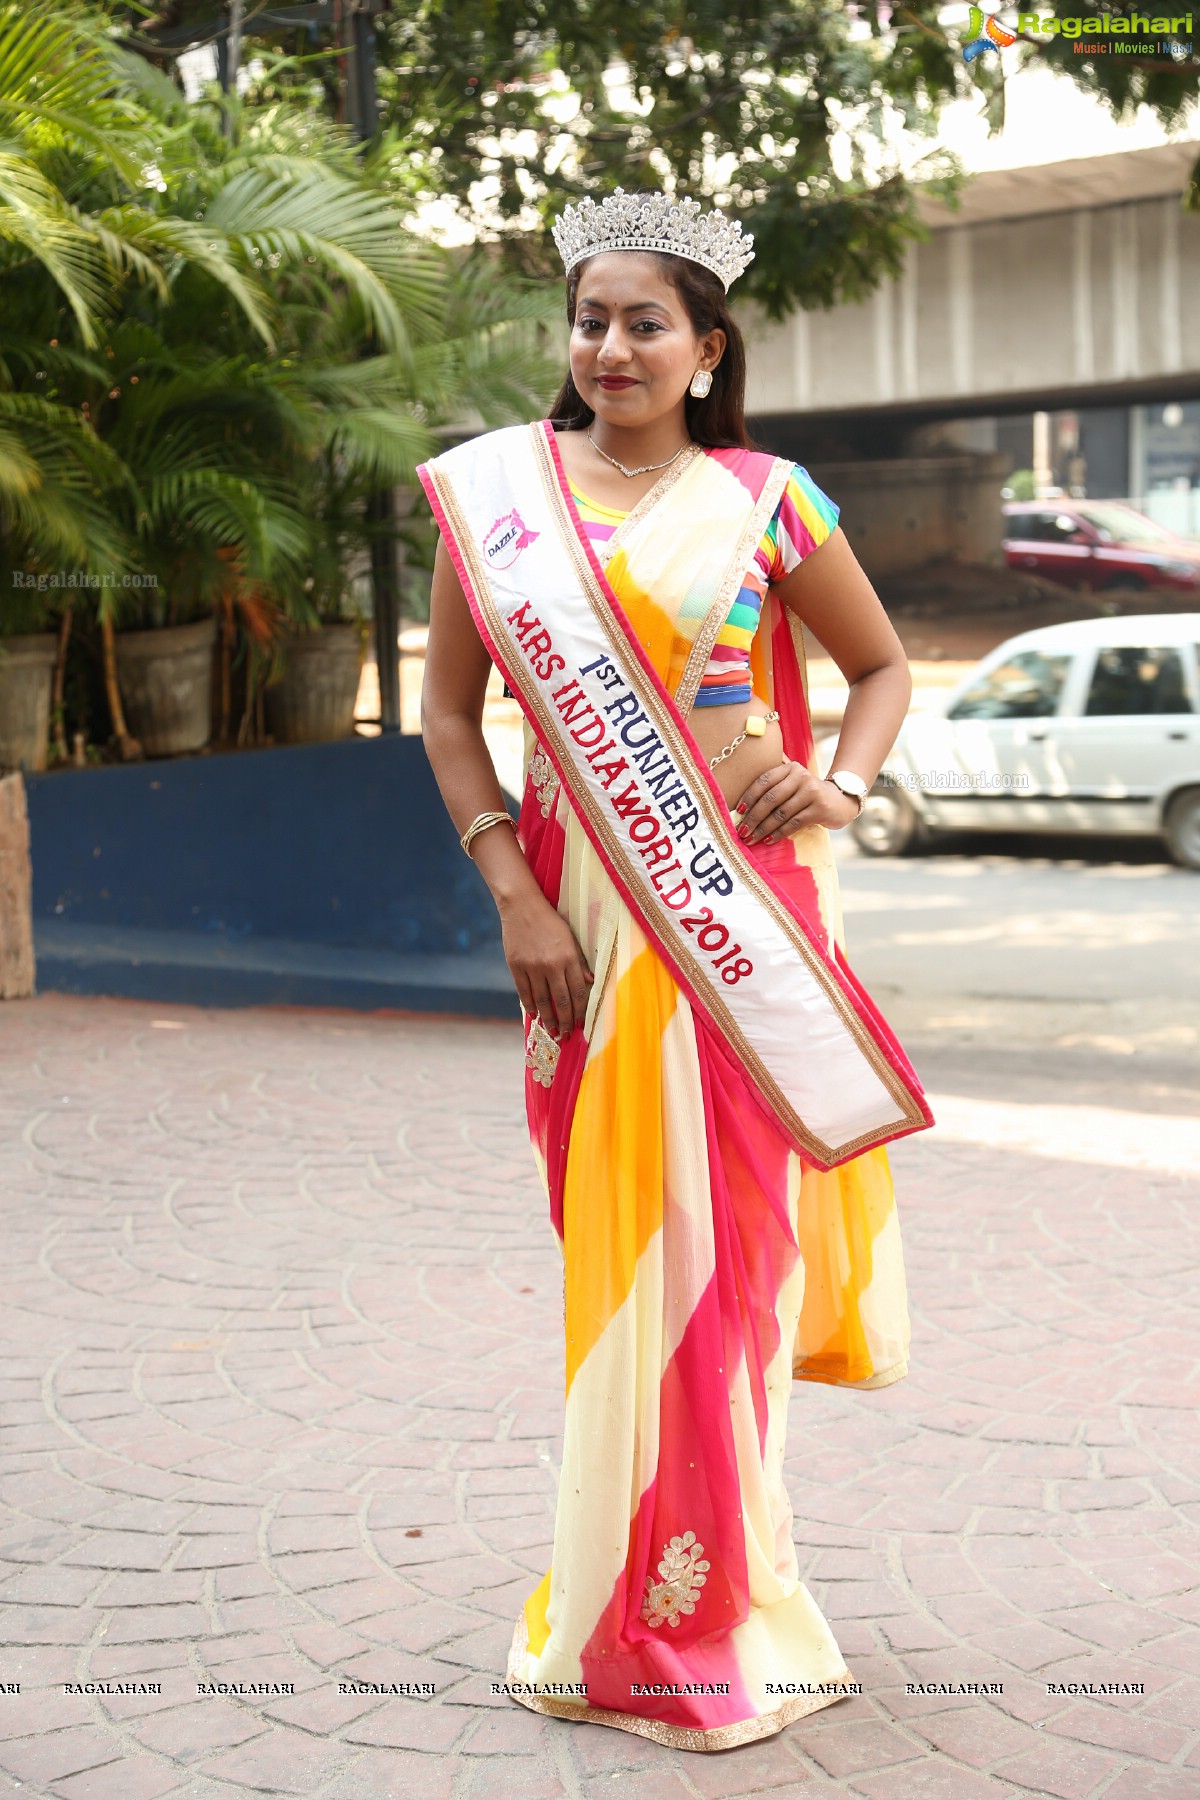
779;528;912;781
421;535;593;1034
735;529;912;842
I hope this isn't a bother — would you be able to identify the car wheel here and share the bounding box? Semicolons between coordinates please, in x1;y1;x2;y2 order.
1164;788;1200;871
852;785;926;857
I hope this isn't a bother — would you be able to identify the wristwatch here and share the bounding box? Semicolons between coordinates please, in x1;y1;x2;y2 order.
827;769;869;816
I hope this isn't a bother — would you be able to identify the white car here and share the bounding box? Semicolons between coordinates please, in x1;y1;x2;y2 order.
853;614;1200;869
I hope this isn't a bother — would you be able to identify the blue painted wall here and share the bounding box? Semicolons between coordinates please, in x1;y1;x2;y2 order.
24;736;517;1014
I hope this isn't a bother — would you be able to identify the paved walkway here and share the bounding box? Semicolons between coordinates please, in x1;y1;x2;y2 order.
0;995;1197;1800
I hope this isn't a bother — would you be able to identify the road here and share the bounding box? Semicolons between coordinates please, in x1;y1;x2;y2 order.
832;831;1200;1141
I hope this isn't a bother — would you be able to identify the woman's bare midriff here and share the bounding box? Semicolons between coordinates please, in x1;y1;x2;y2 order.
688;697;787;810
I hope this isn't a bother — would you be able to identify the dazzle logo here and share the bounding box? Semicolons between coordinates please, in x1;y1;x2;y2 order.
960;5;1017;59
483;509;540;569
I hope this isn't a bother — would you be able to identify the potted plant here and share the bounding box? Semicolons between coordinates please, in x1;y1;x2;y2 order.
110;610;219;759
1;2;562;765
264;614;368;745
262;462;375;746
0;591;58;774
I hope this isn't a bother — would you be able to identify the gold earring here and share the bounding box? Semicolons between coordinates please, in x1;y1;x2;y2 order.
689;369;713;399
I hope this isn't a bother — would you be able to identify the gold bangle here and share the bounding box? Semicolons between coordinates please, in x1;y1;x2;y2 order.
460;809;517;858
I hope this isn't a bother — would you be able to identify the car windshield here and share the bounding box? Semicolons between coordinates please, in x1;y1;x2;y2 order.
948;650;1074;721
1073;504;1178;546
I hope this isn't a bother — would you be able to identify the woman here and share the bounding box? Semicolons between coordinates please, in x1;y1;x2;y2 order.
419;189;932;1752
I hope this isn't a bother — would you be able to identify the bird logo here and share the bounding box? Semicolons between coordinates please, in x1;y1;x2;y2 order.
961;6;1018;62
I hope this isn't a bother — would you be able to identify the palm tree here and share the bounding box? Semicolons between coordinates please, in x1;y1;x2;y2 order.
0;0;561;756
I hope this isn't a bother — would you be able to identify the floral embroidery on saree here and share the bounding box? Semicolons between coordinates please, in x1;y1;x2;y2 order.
641;1531;710;1628
524;1014;560;1088
528;744;560;818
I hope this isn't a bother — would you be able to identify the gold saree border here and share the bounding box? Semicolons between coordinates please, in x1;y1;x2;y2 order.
583;902;620;1043
503;1613;856;1753
674;456;795;717
525;423;927;1163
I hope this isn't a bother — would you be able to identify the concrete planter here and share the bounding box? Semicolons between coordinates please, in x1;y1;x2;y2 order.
0;770;34;998
0;633;57;774
266;623;364;745
114;616;217;757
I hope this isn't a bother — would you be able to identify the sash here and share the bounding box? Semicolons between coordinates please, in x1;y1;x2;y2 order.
418;420;932;1170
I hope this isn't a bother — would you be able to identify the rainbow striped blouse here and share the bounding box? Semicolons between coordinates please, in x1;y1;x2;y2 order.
569;465;839;707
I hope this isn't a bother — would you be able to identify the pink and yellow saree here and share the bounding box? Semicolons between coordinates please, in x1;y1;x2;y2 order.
419;422;929;1751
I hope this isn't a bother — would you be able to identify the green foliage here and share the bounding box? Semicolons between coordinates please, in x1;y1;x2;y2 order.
372;0;968;319
119;4;971;319
1011;2;1199;173
0;0;561;658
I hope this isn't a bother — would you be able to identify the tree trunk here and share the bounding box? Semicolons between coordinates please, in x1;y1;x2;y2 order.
51;599;74;763
0;772;35;1000
100;614;142;761
218;596;234;745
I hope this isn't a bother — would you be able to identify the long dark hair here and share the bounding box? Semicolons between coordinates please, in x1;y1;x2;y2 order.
548;252;757;451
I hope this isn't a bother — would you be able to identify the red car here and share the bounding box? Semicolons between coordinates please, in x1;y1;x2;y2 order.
1002;500;1200;593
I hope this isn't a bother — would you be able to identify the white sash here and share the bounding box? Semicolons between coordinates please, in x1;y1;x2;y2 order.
419;421;932;1169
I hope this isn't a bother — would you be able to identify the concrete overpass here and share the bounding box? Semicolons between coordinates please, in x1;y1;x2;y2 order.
743;141;1200;425
739;141;1200;575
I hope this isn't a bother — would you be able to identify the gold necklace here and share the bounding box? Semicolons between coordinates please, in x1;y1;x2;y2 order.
586;428;690;480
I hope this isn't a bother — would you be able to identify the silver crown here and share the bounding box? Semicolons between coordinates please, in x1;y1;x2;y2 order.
551;188;754;292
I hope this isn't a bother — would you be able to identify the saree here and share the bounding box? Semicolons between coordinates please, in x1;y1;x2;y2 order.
419;424;928;1751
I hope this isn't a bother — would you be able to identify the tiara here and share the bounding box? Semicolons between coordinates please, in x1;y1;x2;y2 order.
551;188;755;292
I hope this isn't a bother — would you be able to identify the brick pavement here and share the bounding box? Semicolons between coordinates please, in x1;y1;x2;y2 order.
0;994;1197;1800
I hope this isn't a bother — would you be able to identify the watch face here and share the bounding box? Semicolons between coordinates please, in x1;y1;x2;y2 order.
831;771;868;799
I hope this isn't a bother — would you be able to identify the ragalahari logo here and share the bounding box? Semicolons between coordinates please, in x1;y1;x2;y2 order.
968;11;1195;60
483;508;540;570
961;5;1018;59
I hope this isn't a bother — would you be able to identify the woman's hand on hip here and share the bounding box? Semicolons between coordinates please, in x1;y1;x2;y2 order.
735;761;859;842
500;892;594;1038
